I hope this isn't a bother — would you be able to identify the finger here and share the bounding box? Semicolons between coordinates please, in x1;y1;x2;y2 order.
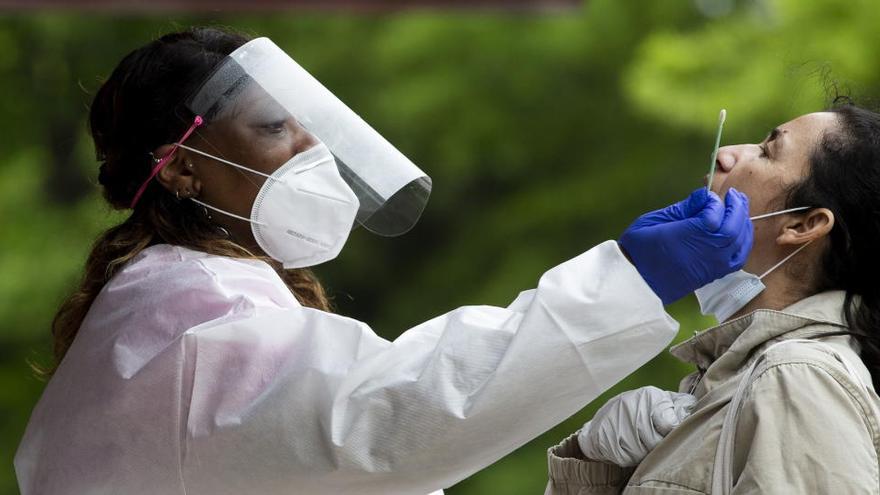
728;216;754;270
718;188;750;239
661;187;711;221
650;397;679;436
627;207;670;229
679;187;713;218
694;190;725;232
670;393;698;420
658;198;692;222
653;392;697;435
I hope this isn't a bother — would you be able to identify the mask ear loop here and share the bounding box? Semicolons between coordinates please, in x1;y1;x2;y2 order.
750;206;812;221
130;115;204;208
173;141;333;227
758;239;814;279
748;206;816;279
188;197;268;227
172;143;282;227
175;143;278;181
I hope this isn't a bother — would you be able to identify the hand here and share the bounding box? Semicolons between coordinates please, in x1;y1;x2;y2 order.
577;386;697;467
619;187;753;305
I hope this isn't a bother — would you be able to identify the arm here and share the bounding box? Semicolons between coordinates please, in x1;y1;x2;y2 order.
731;361;880;494
544;187;752;495
179;241;678;495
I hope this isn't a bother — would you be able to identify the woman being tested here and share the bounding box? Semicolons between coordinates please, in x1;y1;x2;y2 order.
548;103;880;494
16;28;752;495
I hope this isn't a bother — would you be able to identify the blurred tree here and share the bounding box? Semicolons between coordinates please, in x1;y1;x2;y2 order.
1;1;878;493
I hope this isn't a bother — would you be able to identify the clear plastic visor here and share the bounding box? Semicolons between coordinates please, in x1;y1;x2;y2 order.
186;37;431;237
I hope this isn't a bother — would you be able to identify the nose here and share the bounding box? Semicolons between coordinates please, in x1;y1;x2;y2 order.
287;118;321;157
715;145;739;172
713;143;763;176
706;144;757;192
297;132;320;154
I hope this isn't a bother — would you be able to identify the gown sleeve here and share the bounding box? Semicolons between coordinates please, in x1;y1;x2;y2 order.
180;240;678;494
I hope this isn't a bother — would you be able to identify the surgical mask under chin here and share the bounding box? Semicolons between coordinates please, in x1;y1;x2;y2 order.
695;206;812;323
178;142;360;269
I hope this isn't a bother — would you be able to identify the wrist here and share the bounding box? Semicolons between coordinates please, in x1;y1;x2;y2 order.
616;241;633;264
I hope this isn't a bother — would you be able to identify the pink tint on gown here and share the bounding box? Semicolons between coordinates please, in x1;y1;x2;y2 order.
15;241;677;495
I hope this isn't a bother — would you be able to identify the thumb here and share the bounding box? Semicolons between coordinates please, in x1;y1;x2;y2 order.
681;187;713;218
694;190;725;232
652;392;697;436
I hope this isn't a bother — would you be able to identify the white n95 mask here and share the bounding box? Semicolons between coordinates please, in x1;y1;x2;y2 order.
180;142;360;269
695;206;813;322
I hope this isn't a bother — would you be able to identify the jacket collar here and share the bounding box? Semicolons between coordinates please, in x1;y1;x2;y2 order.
670;291;849;370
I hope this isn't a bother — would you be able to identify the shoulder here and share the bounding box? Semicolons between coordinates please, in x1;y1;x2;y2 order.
756;335;869;389
70;245;306;379
754;337;869;395
120;243;278;280
746;338;880;443
97;244;300;323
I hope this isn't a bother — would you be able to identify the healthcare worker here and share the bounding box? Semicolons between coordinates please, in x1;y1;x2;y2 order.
15;28;753;495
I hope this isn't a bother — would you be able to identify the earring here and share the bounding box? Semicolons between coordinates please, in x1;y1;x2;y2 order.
187;163;194;169
175;190;180;200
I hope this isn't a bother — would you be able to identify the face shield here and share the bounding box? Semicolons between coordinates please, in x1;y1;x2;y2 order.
186;37;432;238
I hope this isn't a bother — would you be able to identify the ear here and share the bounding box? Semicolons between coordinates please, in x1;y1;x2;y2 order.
776;208;835;246
153;145;200;199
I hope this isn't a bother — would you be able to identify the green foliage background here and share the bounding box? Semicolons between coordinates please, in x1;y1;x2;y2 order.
1;0;879;493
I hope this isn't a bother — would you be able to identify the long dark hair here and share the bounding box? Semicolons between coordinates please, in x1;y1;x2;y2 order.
786;101;880;388
46;28;331;376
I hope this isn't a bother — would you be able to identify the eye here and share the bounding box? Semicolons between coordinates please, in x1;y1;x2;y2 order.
759;143;769;158
260;121;287;134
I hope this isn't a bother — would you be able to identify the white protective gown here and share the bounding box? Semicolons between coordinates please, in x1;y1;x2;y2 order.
15;240;677;495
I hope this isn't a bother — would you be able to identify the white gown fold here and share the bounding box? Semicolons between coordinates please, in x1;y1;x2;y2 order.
15;240;677;495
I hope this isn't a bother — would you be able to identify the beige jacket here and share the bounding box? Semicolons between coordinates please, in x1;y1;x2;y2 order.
546;291;880;494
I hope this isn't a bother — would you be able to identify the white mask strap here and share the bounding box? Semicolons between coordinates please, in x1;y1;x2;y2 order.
758;239;814;279
176;143;279;182
189;198;268;227
750;206;811;221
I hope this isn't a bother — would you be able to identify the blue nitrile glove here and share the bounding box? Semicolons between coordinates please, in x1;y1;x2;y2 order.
619;187;753;305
